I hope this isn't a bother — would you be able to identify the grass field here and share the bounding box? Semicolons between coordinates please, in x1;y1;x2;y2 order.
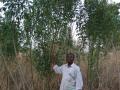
0;50;120;90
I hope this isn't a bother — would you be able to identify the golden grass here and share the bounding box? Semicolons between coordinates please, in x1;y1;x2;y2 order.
0;51;120;90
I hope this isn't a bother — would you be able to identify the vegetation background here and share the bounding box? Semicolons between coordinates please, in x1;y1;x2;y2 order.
0;0;120;90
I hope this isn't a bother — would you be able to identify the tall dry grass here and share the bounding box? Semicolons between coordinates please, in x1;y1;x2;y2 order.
0;50;120;90
79;50;120;90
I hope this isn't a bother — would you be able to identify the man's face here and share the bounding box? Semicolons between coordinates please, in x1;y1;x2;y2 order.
66;54;74;65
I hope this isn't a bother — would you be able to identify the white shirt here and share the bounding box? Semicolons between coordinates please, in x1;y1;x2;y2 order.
53;63;83;90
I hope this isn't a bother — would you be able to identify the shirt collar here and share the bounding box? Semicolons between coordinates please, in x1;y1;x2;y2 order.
71;63;75;67
66;63;74;67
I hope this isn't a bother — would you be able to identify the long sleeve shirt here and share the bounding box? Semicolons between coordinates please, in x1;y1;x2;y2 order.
53;63;83;90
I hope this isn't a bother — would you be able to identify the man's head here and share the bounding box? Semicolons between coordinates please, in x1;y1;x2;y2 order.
66;53;75;66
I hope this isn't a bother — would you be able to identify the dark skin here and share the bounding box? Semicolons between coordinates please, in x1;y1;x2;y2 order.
52;53;82;90
52;53;75;68
66;53;75;67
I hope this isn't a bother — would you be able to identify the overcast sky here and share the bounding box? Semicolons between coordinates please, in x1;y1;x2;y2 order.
0;0;120;7
0;0;120;52
0;0;120;35
0;0;120;42
81;0;120;3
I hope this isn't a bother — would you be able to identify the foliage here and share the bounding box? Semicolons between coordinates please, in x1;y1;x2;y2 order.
31;0;80;75
1;0;120;89
0;0;85;76
76;0;120;89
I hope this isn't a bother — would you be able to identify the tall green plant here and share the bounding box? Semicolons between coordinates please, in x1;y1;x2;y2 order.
0;0;32;56
76;0;120;89
31;0;81;75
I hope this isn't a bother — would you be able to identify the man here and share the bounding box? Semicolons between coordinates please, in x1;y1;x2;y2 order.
52;53;83;90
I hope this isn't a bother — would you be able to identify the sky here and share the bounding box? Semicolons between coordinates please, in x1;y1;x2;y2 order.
0;0;120;13
0;0;120;33
0;0;120;46
0;0;120;7
0;0;120;52
72;0;120;41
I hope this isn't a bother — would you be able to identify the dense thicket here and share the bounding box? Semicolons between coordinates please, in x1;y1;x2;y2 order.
0;0;120;89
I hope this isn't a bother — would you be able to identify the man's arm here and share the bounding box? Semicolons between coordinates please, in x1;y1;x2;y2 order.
75;67;83;90
51;54;62;74
51;44;62;74
53;65;62;74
